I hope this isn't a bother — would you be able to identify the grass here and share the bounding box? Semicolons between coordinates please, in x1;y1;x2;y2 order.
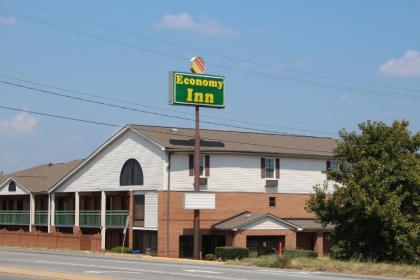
227;255;420;278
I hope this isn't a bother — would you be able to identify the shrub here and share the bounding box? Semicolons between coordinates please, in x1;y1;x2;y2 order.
205;254;216;261
215;246;249;260
110;246;132;254
284;249;318;258
249;255;291;268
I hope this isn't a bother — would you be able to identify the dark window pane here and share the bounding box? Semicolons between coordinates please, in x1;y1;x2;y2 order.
16;199;24;210
120;159;144;186
8;181;16;192
134;195;145;221
269;197;276;207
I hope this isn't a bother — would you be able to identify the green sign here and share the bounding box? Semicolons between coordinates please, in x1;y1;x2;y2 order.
169;71;225;108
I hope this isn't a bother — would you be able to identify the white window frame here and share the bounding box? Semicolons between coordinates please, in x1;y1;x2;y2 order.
193;155;207;177
265;158;275;179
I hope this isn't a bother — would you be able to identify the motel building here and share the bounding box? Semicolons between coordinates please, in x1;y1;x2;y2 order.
0;124;336;258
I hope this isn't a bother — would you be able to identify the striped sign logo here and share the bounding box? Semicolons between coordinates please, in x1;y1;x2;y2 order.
190;56;206;74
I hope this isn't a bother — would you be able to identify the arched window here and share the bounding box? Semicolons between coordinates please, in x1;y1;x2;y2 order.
8;181;16;192
120;159;144;186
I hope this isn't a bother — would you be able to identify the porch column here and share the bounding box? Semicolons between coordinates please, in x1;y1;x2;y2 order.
314;232;324;257
100;191;106;250
29;193;35;232
128;191;134;250
49;192;55;233
74;192;80;234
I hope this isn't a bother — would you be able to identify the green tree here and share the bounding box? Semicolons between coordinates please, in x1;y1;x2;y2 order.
307;120;420;263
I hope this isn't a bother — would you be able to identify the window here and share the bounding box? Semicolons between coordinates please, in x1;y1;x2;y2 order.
120;159;144;186
189;155;210;177
269;197;276;207
16;199;23;211
265;158;275;178
134;195;145;221
8;181;16;192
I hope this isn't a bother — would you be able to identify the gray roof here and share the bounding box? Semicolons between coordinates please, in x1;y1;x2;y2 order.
283;218;334;232
130;125;336;158
212;212;269;231
0;160;83;193
212;211;334;232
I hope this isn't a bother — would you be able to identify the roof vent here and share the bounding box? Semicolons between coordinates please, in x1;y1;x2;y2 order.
245;214;251;218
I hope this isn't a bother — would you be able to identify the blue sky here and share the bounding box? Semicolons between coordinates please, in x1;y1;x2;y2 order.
0;0;419;172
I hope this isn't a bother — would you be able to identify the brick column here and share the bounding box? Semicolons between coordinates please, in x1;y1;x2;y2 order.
128;191;134;250
232;232;246;247
73;192;80;234
100;191;106;250
314;232;324;257
285;231;297;250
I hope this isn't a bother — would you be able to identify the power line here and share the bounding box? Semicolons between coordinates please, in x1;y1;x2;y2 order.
14;0;420;94
0;73;338;135
0;105;334;154
2;8;420;101
2;79;334;136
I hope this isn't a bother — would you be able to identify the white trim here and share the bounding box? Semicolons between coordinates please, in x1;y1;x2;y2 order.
49;126;165;193
236;214;303;231
128;126;166;151
0;177;31;195
133;227;157;231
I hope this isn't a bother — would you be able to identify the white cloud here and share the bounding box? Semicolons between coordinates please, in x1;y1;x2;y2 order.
0;111;38;135
156;12;239;37
379;50;420;77
0;16;16;26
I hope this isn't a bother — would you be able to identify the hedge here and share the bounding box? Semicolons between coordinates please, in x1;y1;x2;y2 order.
215;246;249;260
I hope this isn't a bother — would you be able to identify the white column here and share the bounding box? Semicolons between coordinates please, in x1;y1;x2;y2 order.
47;193;51;233
29;193;35;232
100;191;106;250
50;192;55;229
75;192;80;227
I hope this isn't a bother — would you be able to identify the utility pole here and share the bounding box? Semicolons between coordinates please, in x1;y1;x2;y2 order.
193;105;201;260
169;56;223;260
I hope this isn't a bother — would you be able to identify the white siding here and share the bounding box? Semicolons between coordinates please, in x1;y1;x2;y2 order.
243;217;294;230
170;154;327;194
184;193;216;209
56;130;165;193
0;179;29;195
144;192;158;229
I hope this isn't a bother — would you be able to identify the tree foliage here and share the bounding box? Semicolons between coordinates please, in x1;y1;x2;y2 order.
307;120;420;263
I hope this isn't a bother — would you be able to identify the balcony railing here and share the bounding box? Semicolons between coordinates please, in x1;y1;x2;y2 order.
80;210;101;227
55;210;75;226
0;210;30;225
106;210;128;227
35;210;48;225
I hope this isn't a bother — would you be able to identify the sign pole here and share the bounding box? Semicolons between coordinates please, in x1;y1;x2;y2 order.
193;105;201;259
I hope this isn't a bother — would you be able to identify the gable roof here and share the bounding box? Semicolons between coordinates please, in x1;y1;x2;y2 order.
129;124;336;158
0;160;83;193
212;211;334;232
212;211;302;231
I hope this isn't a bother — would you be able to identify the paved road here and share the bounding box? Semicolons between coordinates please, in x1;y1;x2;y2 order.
0;247;397;280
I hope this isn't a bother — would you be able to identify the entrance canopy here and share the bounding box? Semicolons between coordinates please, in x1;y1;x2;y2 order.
212;212;333;232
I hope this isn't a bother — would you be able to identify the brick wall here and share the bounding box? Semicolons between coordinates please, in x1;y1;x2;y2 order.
158;191;312;257
232;229;296;250
0;229;101;251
